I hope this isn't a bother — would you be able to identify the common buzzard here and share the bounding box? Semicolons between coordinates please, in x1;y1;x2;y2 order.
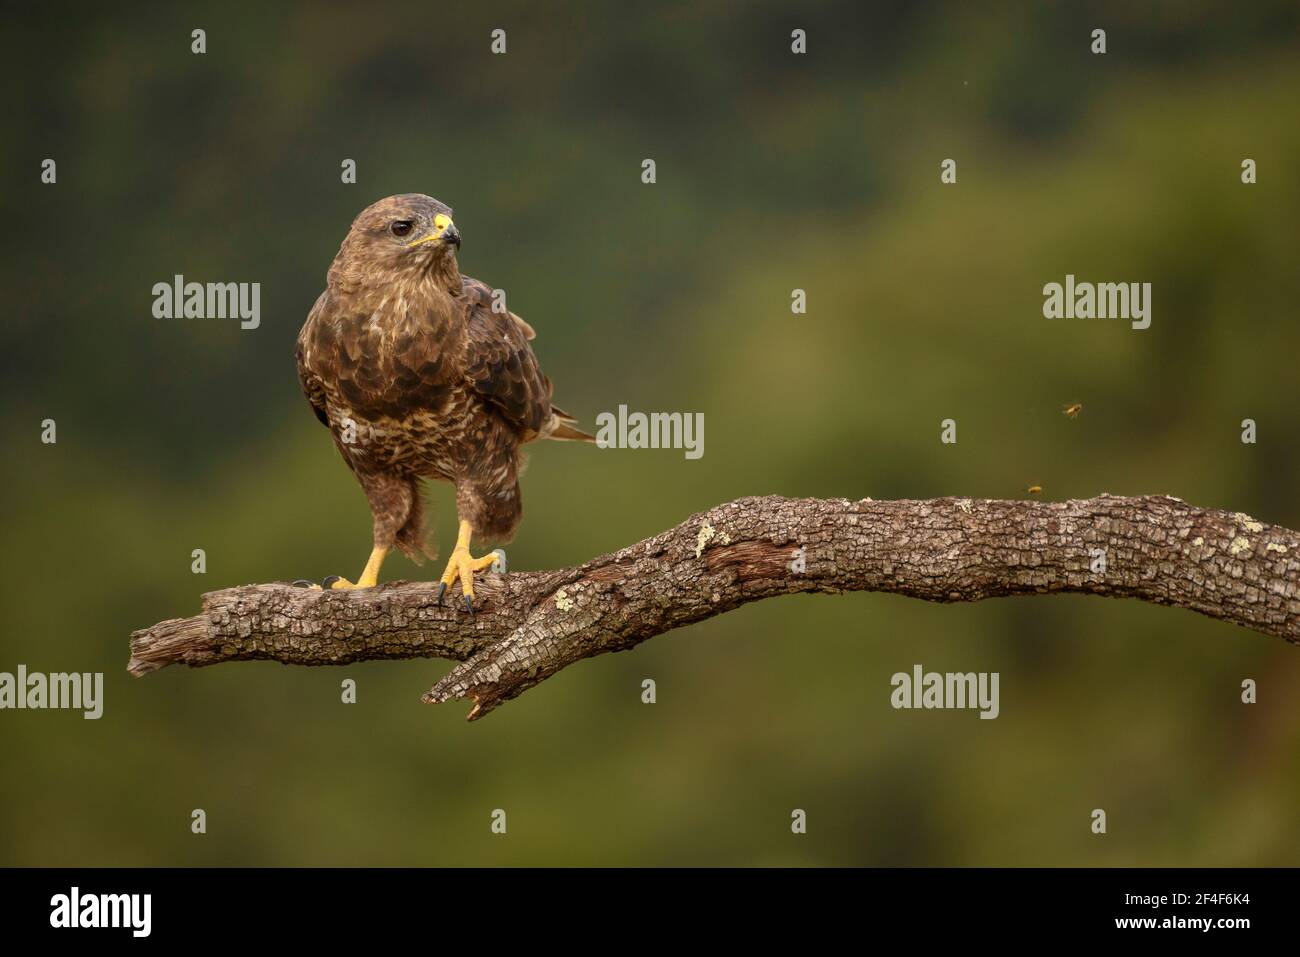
295;194;593;610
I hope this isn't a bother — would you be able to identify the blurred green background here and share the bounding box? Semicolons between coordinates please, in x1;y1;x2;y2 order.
1;1;1297;866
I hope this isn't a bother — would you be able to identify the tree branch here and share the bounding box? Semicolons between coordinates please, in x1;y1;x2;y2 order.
128;494;1300;719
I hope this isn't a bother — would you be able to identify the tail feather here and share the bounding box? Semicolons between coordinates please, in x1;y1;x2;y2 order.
547;406;597;442
548;421;597;442
395;479;436;563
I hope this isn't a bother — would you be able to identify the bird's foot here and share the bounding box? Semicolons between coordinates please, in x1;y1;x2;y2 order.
289;576;372;590
434;547;499;615
290;547;388;592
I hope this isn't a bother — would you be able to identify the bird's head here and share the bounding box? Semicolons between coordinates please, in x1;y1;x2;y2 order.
332;193;462;288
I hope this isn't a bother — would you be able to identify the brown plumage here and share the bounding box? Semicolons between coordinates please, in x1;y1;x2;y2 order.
295;194;593;604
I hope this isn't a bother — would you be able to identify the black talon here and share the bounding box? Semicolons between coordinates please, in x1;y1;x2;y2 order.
290;579;313;588
435;582;447;606
321;575;343;589
463;594;474;616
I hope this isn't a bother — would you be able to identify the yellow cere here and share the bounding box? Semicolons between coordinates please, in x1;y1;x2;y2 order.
406;213;456;248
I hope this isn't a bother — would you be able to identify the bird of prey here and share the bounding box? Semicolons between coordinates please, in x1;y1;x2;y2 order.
294;194;594;610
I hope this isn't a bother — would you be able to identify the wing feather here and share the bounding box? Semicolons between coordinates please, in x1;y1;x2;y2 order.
296;291;332;427
460;277;553;437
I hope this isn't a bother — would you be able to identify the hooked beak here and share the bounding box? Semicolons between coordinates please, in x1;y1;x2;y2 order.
407;212;460;251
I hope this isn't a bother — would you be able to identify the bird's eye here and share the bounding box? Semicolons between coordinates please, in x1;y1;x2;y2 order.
390;221;414;237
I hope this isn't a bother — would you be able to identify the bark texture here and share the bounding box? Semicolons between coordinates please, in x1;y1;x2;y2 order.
128;494;1300;720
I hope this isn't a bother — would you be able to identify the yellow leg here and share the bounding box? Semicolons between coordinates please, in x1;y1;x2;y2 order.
325;545;389;590
435;520;498;613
